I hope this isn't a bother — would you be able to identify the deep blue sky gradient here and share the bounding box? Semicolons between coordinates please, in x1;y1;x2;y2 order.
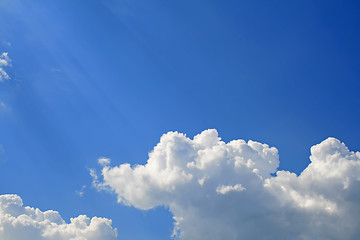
1;0;360;239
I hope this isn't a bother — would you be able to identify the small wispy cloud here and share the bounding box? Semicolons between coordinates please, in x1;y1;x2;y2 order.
0;52;11;81
1;41;11;47
98;157;111;166
0;101;11;111
50;67;61;73
75;185;87;197
89;158;112;190
89;168;110;192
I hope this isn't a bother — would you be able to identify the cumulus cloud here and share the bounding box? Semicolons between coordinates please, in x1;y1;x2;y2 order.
0;52;11;81
93;129;360;240
0;194;118;240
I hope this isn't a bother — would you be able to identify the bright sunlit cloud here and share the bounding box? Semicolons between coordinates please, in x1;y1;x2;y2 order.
0;52;11;81
0;194;118;240
92;129;360;240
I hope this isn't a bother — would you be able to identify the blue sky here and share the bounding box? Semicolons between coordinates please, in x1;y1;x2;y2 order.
1;0;360;239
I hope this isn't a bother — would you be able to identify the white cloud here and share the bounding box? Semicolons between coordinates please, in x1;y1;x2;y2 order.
98;157;111;166
216;184;246;195
0;194;118;240
0;53;10;66
0;52;11;81
93;129;360;240
75;185;87;197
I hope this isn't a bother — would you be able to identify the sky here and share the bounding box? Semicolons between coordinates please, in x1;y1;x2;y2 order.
0;0;360;239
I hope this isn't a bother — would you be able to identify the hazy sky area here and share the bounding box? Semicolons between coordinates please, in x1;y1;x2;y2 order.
0;0;360;239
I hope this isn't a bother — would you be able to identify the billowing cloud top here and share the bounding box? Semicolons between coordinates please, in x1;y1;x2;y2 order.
0;52;11;81
0;194;118;240
93;129;360;240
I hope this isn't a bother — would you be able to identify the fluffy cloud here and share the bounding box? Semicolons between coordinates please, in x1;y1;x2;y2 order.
0;194;118;240
216;183;246;195
0;52;11;81
93;129;360;240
